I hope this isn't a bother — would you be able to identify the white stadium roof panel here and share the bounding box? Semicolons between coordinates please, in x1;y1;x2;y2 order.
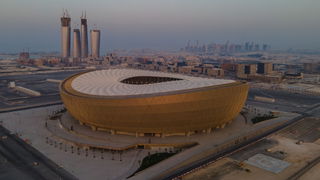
71;69;235;96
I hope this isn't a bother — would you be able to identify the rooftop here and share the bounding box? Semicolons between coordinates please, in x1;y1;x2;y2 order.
70;69;235;96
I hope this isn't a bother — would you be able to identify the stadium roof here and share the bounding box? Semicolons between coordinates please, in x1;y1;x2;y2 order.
71;69;235;96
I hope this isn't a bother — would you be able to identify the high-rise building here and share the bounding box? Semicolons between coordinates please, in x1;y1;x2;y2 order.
245;42;250;51
262;44;268;51
254;44;260;51
60;10;71;58
90;29;100;58
73;29;81;58
80;13;89;58
19;51;30;60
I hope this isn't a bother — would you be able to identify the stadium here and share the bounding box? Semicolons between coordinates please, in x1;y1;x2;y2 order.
60;69;248;137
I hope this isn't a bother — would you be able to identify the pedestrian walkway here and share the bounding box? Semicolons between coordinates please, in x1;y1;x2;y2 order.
46;112;198;151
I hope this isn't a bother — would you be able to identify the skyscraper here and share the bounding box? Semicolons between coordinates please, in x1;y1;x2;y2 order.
60;10;71;58
73;29;81;58
90;29;100;58
80;12;88;58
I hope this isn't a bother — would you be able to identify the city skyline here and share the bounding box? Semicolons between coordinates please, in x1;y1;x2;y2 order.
1;0;320;53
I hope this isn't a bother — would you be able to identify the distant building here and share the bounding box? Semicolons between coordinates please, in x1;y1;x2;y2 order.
60;10;71;58
221;63;237;72
73;29;81;58
284;72;303;79
19;52;30;60
304;63;320;74
183;41;269;54
207;68;224;78
262;44;270;51
248;74;283;83
81;13;89;58
254;44;260;51
32;58;44;66
257;63;273;75
90;29;100;58
236;64;256;79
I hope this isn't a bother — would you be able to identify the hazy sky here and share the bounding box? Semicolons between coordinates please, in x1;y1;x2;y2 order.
1;0;320;53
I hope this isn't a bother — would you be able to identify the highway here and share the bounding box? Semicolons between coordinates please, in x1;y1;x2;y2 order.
160;103;320;180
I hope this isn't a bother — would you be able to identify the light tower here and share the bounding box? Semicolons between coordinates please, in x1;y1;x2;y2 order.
90;29;100;58
73;29;81;58
80;12;89;58
60;10;71;58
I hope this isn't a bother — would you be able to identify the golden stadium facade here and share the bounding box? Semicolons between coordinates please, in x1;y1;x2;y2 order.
60;69;248;137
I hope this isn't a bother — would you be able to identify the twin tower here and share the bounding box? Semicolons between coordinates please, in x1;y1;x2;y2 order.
60;10;100;59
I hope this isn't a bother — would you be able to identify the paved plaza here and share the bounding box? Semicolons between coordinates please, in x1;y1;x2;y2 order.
0;105;297;180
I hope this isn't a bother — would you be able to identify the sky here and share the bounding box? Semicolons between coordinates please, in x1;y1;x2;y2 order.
0;0;320;53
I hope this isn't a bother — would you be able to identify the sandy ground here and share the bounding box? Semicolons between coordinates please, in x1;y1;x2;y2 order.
128;109;297;180
299;162;320;180
181;122;320;180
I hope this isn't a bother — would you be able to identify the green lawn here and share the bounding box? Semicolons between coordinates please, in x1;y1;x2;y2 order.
129;152;176;177
251;114;277;124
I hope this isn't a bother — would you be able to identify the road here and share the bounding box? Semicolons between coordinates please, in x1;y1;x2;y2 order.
160;103;320;180
247;88;320;112
0;70;83;109
0;125;76;180
248;88;320;106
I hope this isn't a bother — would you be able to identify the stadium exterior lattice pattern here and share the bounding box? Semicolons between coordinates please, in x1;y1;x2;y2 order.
60;69;249;137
